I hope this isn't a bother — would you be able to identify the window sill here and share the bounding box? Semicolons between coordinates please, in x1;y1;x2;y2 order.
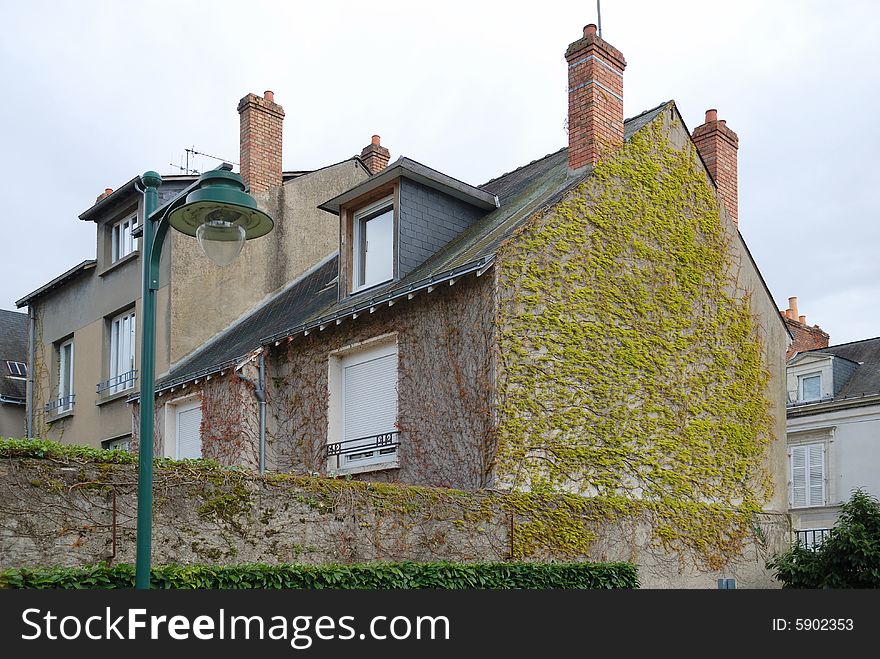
330;459;400;477
47;410;75;422
99;250;140;277
96;389;135;406
349;278;394;299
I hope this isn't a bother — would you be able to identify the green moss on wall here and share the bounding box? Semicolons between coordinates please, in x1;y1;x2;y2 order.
494;117;774;568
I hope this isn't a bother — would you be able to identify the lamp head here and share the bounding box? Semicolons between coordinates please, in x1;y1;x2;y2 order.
166;169;274;266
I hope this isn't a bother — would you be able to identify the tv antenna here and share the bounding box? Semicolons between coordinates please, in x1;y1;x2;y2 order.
169;146;239;175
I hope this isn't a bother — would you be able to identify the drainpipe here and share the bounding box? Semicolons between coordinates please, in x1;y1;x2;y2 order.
238;353;267;474
26;307;35;438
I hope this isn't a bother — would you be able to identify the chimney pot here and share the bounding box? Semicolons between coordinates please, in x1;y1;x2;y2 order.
371;135;381;145
705;109;717;122
788;296;799;319
584;24;597;37
799;315;807;324
104;187;113;195
263;90;274;102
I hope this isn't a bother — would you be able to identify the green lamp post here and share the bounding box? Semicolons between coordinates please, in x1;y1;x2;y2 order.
135;165;273;589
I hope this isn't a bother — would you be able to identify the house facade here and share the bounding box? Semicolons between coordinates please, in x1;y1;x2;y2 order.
0;309;28;437
786;336;880;547
16;92;369;449
130;24;789;574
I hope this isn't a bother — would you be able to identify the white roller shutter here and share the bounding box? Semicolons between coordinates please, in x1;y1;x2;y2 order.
176;402;202;460
342;343;398;465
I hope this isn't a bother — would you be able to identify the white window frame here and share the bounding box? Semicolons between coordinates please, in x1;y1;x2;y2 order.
327;336;399;474
351;196;394;293
109;310;136;394
163;397;203;460
798;372;822;402
6;361;27;378
111;215;137;263
58;339;74;412
790;442;826;508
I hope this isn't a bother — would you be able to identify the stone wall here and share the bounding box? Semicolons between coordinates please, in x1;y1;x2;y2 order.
0;457;790;588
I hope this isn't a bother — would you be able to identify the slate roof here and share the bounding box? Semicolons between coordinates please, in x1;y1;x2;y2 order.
0;309;28;401
799;337;880;403
151;101;673;392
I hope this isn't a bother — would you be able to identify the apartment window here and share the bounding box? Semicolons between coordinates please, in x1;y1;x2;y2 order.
352;196;394;292
111;215;137;262
58;339;74;412
103;436;131;452
108;310;136;394
790;443;826;508
798;373;822;402
6;361;27;378
328;340;399;470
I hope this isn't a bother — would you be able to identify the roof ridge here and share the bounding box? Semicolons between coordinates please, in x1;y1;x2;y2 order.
806;335;880;352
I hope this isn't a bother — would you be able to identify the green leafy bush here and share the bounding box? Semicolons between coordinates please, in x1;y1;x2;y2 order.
1;561;638;589
0;437;136;463
768;489;880;588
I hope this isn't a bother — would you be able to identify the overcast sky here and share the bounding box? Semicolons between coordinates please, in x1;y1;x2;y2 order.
1;0;878;345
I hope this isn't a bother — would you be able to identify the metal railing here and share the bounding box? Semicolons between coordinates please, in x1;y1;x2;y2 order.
796;528;830;550
96;369;138;398
44;394;75;414
327;431;399;460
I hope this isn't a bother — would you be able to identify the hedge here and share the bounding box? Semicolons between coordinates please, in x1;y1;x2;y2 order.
0;561;638;589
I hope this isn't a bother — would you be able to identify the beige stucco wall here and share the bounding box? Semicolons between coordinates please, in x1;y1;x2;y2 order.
168;160;369;367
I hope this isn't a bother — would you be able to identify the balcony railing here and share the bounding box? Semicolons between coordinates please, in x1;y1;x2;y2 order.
327;431;399;462
44;394;75;414
96;369;138;399
796;528;831;551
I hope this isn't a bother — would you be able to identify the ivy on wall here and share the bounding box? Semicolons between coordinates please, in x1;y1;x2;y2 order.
494;116;774;568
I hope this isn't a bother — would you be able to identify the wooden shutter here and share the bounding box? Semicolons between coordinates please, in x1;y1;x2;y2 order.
176;403;202;460
791;445;807;508
808;443;825;506
791;443;825;507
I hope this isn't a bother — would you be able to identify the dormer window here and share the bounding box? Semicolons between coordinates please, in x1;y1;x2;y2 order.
352;196;394;292
799;373;822;402
111;215;137;262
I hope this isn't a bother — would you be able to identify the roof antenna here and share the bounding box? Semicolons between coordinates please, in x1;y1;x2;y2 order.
596;0;603;38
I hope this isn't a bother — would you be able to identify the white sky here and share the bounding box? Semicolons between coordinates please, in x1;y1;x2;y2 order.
2;0;878;345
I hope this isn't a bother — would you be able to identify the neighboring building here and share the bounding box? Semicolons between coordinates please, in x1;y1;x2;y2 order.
16;91;370;449
786;336;880;548
0;309;28;437
130;23;790;566
781;296;829;359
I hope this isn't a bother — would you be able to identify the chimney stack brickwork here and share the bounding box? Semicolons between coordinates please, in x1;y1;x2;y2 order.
692;109;739;225
237;90;285;193
565;24;626;170
781;296;829;359
360;135;391;174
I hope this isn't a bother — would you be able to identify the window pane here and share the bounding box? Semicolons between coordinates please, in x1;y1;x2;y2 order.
802;375;821;401
361;209;393;288
111;225;119;262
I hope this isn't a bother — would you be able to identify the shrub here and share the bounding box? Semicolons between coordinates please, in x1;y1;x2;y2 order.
0;561;638;589
768;489;880;588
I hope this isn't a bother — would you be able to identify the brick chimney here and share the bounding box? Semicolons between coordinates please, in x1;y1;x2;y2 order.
565;24;626;170
781;296;830;359
360;135;391;174
692;109;739;225
237;90;285;192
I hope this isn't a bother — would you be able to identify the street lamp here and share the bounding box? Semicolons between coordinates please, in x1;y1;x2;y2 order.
135;165;273;589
